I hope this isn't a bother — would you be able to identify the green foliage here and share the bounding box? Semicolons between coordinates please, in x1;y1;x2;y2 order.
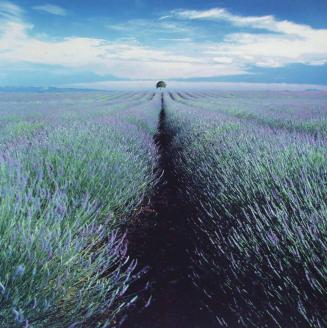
156;81;167;89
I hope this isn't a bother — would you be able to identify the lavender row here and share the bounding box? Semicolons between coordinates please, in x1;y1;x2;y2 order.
0;92;155;146
171;90;327;137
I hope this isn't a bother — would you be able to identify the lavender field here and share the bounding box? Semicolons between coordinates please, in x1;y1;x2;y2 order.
1;89;327;327
164;91;327;327
0;91;160;327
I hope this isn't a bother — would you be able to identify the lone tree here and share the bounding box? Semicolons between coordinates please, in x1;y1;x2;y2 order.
156;81;167;89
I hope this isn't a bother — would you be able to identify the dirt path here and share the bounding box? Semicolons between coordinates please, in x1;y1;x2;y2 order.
121;93;216;328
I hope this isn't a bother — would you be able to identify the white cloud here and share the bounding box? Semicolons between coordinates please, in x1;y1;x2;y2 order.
171;7;324;40
0;18;244;79
158;38;192;42
106;18;191;37
1;2;326;81
206;29;327;67
169;7;327;68
0;1;23;20
172;8;228;21
0;3;245;79
33;4;67;16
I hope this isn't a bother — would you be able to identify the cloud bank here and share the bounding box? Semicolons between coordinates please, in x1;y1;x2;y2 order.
0;2;327;81
169;8;327;68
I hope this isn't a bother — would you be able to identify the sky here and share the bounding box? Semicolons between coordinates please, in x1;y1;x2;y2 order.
0;0;327;87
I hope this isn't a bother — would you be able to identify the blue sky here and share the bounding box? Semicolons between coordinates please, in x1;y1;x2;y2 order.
0;0;327;87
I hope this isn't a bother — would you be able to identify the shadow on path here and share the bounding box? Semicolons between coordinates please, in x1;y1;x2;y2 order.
121;93;216;328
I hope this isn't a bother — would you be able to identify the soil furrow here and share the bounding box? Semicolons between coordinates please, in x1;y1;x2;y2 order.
122;93;215;328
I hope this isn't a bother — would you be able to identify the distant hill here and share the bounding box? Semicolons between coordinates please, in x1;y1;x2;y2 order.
0;86;100;93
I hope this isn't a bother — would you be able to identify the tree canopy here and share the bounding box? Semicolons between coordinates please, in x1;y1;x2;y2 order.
156;81;167;89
